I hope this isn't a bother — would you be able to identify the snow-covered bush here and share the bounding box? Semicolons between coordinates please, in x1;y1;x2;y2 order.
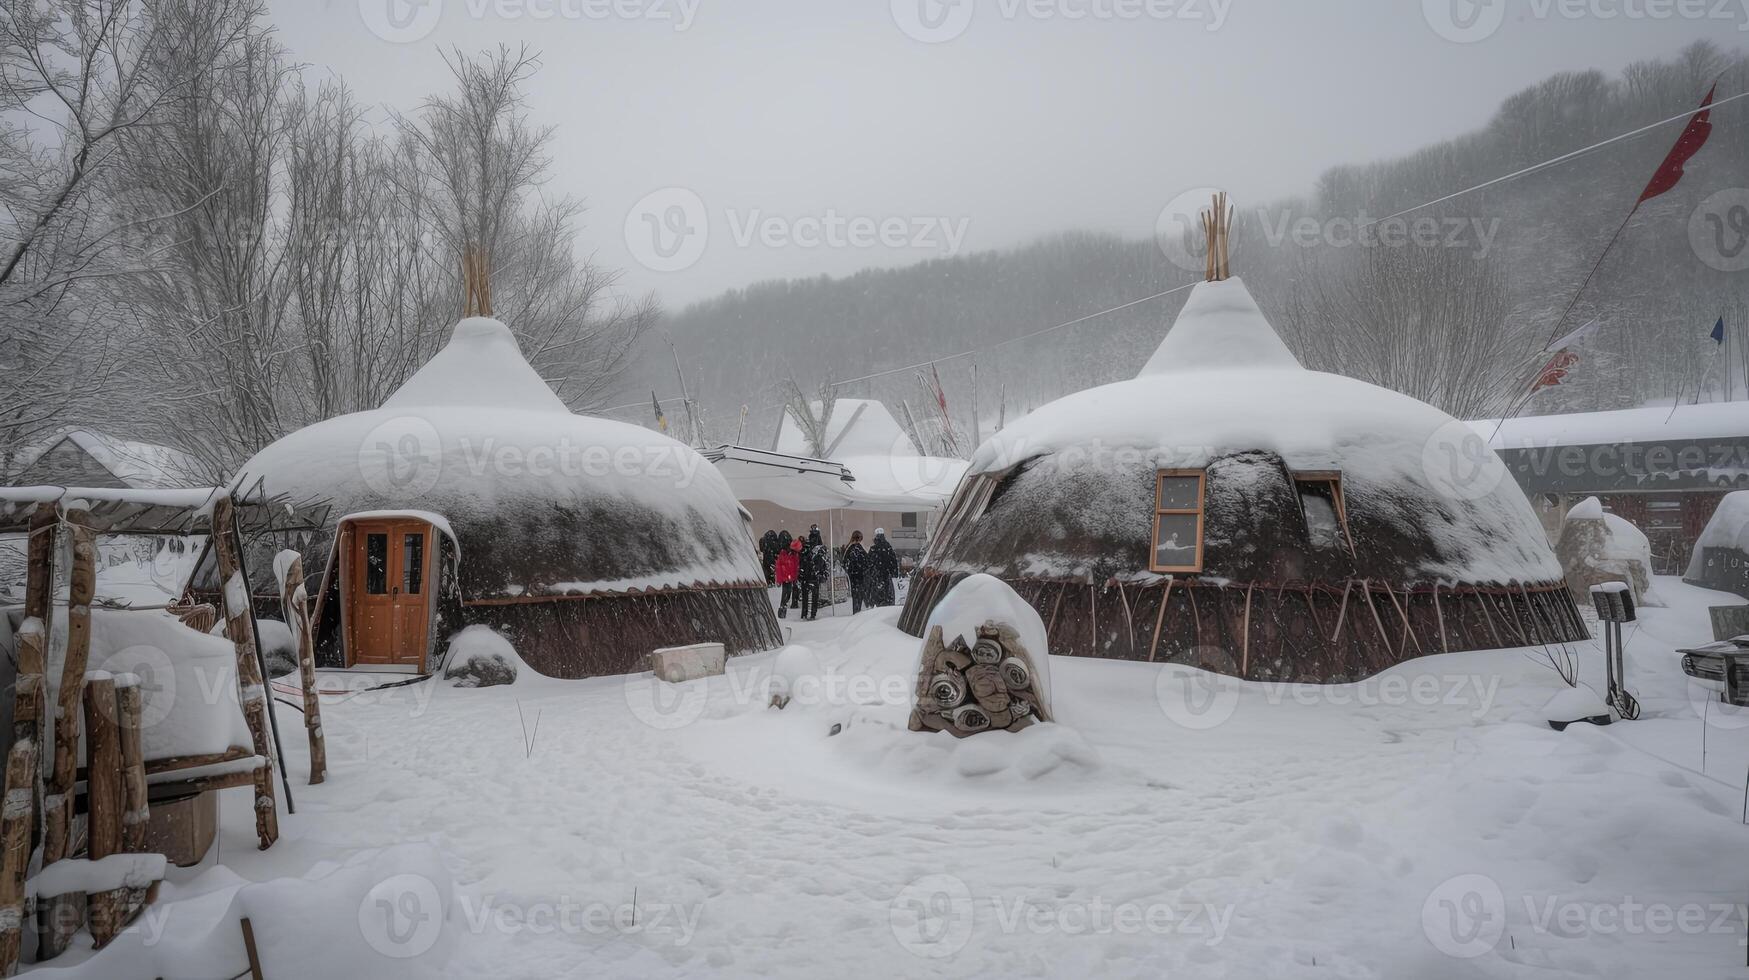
1556;496;1662;607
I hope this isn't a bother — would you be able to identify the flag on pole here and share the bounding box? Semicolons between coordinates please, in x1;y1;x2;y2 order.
651;391;668;432
1548;317;1601;353
1637;84;1716;206
1530;350;1581;395
1711;316;1726;346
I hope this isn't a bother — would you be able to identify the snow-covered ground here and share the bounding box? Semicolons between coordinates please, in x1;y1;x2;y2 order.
31;577;1749;978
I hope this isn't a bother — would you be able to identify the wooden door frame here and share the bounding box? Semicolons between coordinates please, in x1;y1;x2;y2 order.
337;514;440;672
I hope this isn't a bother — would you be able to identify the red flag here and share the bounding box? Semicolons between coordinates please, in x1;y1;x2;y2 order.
1531;350;1580;394
1637;84;1716;206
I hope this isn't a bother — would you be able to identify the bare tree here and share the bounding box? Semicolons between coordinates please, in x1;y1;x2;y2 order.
1285;241;1538;420
396;45;656;411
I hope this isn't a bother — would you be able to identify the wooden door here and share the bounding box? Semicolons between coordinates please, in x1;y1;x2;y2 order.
346;518;433;669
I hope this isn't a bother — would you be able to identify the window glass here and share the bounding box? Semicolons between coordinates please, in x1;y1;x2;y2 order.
365;533;388;595
403;532;425;595
1298;481;1342;550
1153;513;1200;568
1151;470;1204;573
1157;476;1201;511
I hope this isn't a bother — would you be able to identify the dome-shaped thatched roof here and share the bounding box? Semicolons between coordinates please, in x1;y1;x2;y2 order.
953;277;1559;588
237;318;762;599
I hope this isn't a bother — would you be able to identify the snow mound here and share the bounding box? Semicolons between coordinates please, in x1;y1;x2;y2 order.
920;573;1053;718
1557;496;1662;607
833;705;1101;784
766;644;823;708
442;625;525;687
74;609;253;761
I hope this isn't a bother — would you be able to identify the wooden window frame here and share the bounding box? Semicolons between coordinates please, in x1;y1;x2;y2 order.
1150;469;1206;574
1292;470;1354;556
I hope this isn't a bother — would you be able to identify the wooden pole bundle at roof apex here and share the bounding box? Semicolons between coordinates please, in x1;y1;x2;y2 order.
1200;191;1234;283
462;248;494;319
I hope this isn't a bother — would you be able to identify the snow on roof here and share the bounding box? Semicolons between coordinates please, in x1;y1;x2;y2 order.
238;319;762;596
764;398;966;510
1137;277;1300;375
775;398;920;458
966;277;1557;585
383;318;570;414
1471;401;1749;449
8;428;203;489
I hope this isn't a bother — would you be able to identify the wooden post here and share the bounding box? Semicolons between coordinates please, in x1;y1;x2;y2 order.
211;496;279;849
0;739;37;977
1432;585;1450;655
280;557;327;784
83;675;124;949
1240;584;1255;679
1147;579;1174;663
115;679;153;914
38;512;94;960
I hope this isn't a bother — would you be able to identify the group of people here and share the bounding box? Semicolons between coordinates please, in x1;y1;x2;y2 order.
759;524;902;620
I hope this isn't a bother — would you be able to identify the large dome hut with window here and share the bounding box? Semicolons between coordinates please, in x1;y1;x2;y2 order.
220;301;780;679
898;201;1584;682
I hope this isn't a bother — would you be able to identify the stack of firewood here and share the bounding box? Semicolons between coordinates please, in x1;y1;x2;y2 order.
908;621;1051;738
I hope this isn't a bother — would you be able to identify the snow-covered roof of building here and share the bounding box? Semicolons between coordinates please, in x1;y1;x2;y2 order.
7;428;203;489
774;398;919;459
236;318;762;598
761;398;966;511
956;277;1559;586
1470;401;1749;449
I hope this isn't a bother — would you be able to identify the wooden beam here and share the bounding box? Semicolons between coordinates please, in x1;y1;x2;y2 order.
211;496;279;849
1147;579;1174;663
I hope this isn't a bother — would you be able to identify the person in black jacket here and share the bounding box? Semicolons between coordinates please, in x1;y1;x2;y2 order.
842;530;869;614
868;529;900;607
759;529;780;585
797;542;828;620
807;524;824;548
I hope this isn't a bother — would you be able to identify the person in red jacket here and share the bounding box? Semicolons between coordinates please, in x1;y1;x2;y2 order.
774;538;802;618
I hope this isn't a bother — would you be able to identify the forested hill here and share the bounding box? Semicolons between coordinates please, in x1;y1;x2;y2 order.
629;42;1747;449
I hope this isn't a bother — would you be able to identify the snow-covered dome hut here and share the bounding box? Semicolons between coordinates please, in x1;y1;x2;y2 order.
225;317;780;677
899;277;1584;682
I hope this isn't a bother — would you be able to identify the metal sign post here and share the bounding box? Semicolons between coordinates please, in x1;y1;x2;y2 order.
1588;583;1640;721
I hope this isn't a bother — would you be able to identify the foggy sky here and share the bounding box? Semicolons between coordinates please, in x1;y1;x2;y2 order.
280;0;1736;307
